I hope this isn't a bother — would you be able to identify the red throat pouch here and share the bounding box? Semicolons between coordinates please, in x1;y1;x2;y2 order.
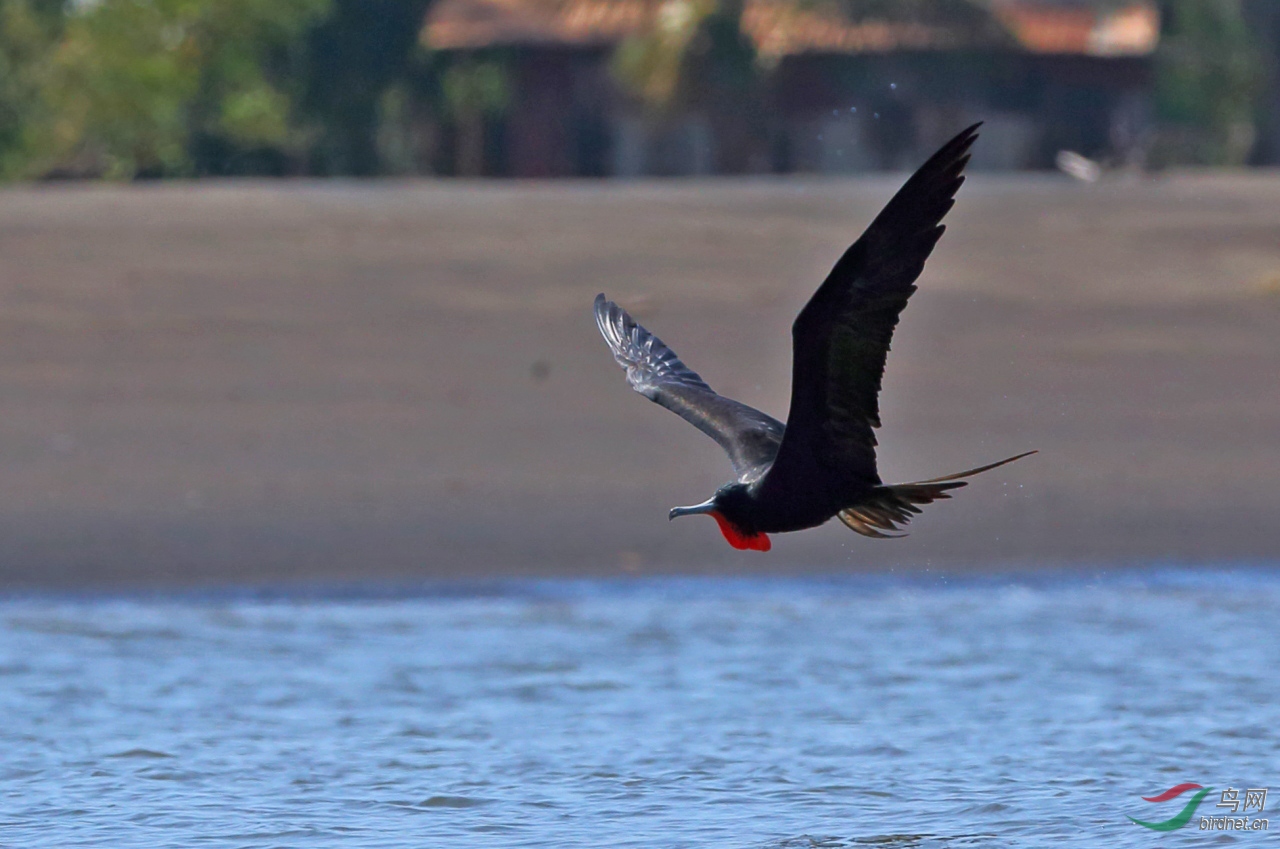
710;511;772;552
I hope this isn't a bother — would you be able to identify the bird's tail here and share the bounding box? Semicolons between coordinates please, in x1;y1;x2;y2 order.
837;451;1036;539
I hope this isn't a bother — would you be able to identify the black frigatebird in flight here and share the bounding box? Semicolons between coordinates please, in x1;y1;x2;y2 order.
595;124;1034;552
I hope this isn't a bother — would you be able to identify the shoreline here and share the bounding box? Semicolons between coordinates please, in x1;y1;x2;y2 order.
0;175;1277;588
2;560;1276;599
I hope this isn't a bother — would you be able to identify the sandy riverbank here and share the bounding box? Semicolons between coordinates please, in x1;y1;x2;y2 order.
0;172;1276;588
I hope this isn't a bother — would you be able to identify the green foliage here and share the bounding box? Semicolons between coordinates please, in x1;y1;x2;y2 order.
195;0;330;152
1155;0;1263;165
611;0;766;112
611;0;768;171
1;0;1275;177
441;59;508;118
27;0;328;178
1;0;445;179
299;0;434;176
0;0;63;177
217;82;292;148
43;0;200;177
613;0;716;111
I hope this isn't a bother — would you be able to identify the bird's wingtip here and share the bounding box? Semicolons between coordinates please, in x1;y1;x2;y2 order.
946;122;982;161
593;293;615;327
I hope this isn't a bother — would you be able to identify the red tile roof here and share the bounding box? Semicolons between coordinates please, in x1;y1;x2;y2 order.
991;1;1158;56
423;0;1159;58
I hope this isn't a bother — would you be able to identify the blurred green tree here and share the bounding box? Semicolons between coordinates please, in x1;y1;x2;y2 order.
33;0;330;178
1154;0;1263;165
0;0;65;177
613;0;715;111
613;0;767;171
299;0;434;175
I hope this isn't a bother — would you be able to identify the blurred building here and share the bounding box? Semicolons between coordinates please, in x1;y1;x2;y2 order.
420;0;1159;176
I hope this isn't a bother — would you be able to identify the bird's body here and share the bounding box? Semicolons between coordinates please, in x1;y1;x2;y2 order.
594;124;1034;552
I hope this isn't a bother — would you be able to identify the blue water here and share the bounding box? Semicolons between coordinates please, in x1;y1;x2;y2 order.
1;569;1277;848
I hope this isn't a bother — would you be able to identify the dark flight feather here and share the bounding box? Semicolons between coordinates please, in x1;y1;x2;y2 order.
760;123;982;498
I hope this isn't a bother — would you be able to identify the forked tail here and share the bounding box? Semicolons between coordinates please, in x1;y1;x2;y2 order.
838;451;1036;539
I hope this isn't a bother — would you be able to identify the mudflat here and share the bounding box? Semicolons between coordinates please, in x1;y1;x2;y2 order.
0;173;1276;588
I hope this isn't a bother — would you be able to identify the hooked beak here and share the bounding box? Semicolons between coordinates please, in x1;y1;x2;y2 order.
669;498;717;521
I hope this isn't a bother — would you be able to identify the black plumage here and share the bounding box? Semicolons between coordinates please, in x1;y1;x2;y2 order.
594;124;1034;551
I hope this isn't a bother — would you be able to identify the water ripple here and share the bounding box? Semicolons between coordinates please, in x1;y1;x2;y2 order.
0;568;1277;848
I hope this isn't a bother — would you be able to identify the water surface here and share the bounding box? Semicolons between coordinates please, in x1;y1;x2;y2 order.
2;569;1277;847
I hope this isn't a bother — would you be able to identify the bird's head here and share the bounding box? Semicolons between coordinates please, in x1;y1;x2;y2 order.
668;484;771;552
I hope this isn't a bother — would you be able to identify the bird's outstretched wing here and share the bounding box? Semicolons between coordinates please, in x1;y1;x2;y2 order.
761;123;981;495
595;294;784;483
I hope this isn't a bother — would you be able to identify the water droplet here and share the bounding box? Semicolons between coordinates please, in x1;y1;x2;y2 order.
889;82;897;90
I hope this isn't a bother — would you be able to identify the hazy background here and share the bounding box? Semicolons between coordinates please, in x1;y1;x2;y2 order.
0;0;1277;588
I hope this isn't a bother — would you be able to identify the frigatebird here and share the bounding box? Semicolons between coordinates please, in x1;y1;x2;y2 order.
594;123;1034;552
